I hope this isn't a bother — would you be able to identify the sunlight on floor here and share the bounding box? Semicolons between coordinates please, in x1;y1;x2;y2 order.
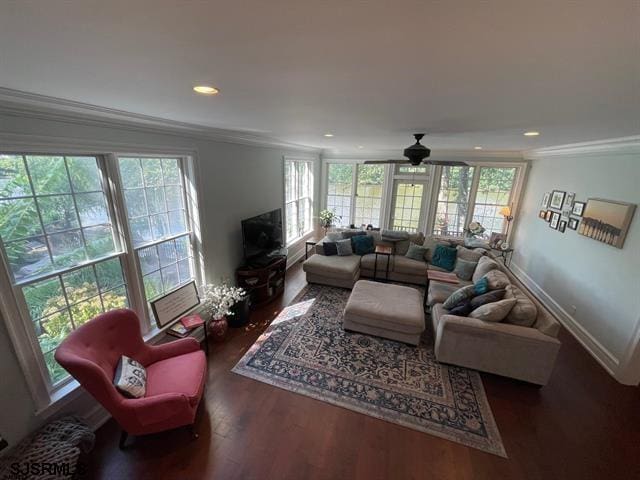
270;298;316;325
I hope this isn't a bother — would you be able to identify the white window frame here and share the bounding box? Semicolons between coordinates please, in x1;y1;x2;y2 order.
427;161;527;238
0;140;204;413
283;156;314;246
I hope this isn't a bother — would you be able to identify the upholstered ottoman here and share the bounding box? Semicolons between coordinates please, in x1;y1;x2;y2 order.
343;280;425;345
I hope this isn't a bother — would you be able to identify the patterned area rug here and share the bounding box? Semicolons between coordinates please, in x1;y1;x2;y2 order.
232;284;506;457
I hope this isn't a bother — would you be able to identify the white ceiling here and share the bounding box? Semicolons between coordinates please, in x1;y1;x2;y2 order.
0;1;638;153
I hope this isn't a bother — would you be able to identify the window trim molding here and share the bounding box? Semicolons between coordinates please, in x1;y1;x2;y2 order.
283;155;316;247
0;134;205;413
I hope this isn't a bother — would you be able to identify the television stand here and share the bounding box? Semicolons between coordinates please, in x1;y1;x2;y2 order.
236;256;286;309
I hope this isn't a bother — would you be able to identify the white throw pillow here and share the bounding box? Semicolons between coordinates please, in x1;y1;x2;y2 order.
113;355;147;398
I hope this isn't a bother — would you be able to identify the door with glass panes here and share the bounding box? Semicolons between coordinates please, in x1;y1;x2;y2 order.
389;180;427;232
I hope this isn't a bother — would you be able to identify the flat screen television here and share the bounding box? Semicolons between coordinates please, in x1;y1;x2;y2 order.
241;208;284;262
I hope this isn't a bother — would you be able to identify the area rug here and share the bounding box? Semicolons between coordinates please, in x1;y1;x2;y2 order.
232;284;506;457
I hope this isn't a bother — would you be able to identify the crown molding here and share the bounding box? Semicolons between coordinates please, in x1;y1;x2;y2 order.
0;87;321;154
524;135;640;159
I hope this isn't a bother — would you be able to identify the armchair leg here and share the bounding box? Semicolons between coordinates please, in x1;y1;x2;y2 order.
119;430;129;449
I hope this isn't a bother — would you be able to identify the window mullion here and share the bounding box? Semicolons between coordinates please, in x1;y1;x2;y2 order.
466;167;482;229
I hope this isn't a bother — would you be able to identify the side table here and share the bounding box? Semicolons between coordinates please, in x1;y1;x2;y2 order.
373;245;392;282
492;247;514;267
305;238;319;259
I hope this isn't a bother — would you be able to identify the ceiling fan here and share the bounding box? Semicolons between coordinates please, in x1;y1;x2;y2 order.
363;133;468;167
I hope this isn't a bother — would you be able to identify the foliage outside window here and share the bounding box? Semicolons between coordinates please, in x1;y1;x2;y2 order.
391;183;424;232
326;164;353;227
284;159;314;244
471;167;517;235
354;165;384;228
0;154;127;385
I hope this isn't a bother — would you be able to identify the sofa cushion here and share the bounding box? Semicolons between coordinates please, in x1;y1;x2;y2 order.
504;285;537;327
472;256;501;283
456;246;485;262
145;350;206;407
323;242;338;256
469;289;506;309
431;245;457;271
336;238;353;256
483;269;511;290
453;258;477;281
360;253;389;271
326;231;344;242
443;284;477;310
352;235;375;255
303;254;360;280
393;255;428;276
405;243;428;262
427;281;460;306
342;230;367;240
469;298;516;322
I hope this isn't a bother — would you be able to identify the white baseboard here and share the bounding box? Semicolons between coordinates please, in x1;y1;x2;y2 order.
287;248;306;269
510;262;621;378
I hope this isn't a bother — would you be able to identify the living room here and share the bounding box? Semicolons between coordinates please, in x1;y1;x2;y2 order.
0;2;638;479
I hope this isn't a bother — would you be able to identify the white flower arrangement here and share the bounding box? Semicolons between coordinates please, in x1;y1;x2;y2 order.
201;284;247;320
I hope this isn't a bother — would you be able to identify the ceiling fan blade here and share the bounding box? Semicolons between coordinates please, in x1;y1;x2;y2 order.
425;160;469;167
363;159;409;165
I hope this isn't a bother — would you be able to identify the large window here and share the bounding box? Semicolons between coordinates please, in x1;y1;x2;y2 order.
391;182;425;232
433;165;519;238
284;159;314;244
354;165;384;228
0;152;200;400
326;164;353;227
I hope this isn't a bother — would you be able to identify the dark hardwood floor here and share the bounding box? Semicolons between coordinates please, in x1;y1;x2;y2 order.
86;262;640;480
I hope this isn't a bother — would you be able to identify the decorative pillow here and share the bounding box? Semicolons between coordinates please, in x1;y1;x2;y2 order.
504;285;537;327
405;243;428;262
453;258;478;281
422;236;450;262
469;298;517;322
483;269;511;290
336;238;353;256
472;256;501;283
113;355;146;398
469;289;506;309
443;284;477;310
323;242;338;256
431;245;457;272
474;277;489;295
351;234;375;255
326;231;344;242
456;245;485;263
449;301;473;316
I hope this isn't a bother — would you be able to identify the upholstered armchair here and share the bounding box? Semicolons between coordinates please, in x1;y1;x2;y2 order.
55;309;207;448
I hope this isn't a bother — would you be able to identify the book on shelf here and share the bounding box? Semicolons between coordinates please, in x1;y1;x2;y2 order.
167;322;189;338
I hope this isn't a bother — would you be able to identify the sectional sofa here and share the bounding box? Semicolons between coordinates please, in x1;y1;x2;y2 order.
302;229;562;385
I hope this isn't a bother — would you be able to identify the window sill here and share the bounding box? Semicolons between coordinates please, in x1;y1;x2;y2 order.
286;229;316;248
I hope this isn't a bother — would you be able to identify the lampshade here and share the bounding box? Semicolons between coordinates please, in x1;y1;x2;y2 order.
499;206;512;218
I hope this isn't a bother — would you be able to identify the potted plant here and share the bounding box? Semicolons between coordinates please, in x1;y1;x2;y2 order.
318;209;340;235
201;283;247;341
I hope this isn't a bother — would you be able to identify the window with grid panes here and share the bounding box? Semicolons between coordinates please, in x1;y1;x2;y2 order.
325;164;353;227
354;164;384;228
433;166;476;236
471;167;517;237
284;159;313;244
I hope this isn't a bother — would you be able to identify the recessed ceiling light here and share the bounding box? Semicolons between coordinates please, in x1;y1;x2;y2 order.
193;85;219;95
474;146;483;150
357;145;364;149
324;133;334;138
524;131;540;136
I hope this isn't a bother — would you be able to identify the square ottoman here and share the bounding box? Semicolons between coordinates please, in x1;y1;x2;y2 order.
343;280;425;345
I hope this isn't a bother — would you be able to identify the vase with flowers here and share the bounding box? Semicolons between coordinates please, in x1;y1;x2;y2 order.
201;283;247;342
464;221;490;248
318;209;341;235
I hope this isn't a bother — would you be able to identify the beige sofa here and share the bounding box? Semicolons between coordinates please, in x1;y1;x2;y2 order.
303;229;447;287
427;256;561;385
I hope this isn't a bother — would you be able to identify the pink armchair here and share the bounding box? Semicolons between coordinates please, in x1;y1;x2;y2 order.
55;309;207;448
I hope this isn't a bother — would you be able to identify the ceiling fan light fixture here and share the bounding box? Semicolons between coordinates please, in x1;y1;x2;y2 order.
524;131;540;136
474;146;483;150
324;133;334;138
193;85;219;95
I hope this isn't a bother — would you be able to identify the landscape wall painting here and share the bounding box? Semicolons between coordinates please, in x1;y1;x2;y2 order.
578;198;636;249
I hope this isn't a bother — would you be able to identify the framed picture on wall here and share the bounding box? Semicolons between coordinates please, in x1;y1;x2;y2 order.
578;198;637;249
549;212;561;229
541;192;551;208
565;192;575;209
568;218;579;230
572;201;586;216
558;220;567;233
538;210;546;219
545;210;553;222
550;190;566;210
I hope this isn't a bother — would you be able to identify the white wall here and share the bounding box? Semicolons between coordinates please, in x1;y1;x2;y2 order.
511;141;640;384
0;110;319;446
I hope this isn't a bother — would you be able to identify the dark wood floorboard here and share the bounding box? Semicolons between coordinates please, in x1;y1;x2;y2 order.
86;261;640;480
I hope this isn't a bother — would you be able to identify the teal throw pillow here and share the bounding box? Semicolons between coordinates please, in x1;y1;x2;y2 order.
474;277;489;295
431;245;457;271
352;234;374;255
405;243;428;262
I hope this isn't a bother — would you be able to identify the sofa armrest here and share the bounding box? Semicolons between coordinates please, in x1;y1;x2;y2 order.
435;314;561;385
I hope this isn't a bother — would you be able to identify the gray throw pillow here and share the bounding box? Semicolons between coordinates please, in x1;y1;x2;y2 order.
405;243;428;262
336;238;353;256
443;284;477;310
469;289;506;309
469;298;517;322
456;246;485;262
472;256;501;283
453;258;478;281
483;269;511;290
504;285;537;327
